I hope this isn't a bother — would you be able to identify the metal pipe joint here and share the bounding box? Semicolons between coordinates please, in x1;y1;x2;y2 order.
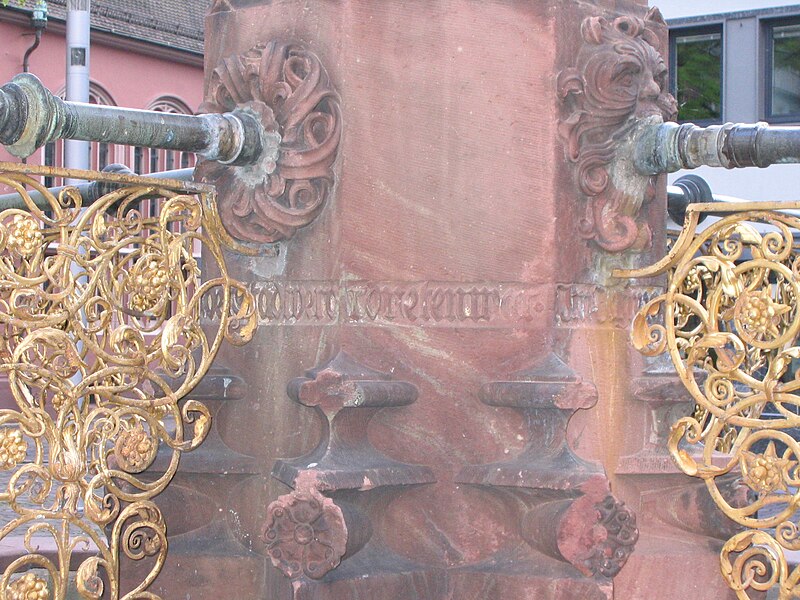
634;120;800;175
0;73;280;168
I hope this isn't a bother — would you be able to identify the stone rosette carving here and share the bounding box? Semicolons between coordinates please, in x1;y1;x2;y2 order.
266;353;433;585
558;9;678;253
197;41;342;245
263;479;348;580
589;495;639;577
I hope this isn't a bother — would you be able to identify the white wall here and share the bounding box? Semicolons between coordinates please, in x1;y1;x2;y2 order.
657;0;800;19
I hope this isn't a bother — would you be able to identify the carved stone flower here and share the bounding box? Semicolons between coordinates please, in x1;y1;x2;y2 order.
7;573;49;600
114;423;157;473
263;486;347;580
734;289;791;341
197;41;341;245
128;255;169;313
0;428;27;470
588;495;639;578
740;442;793;495
7;215;43;257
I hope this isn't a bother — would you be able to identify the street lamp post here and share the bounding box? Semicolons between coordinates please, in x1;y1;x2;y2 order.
65;0;90;180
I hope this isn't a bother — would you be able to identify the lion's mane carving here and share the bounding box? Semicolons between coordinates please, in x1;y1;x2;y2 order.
558;9;678;253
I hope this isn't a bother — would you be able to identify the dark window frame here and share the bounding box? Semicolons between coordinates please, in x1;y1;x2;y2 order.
765;16;800;123
669;24;724;125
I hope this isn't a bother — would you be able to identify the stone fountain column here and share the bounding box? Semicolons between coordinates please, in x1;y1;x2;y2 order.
132;1;744;598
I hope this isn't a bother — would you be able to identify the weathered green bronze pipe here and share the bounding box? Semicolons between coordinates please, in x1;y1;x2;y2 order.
0;73;280;167
635;120;800;175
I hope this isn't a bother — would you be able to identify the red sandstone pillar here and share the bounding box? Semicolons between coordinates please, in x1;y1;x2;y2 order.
136;1;745;598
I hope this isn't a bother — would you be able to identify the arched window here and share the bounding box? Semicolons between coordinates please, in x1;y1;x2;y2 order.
142;97;199;252
87;82;115;106
147;96;193;115
91;84;116;171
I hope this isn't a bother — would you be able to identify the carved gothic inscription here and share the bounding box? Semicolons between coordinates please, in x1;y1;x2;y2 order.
554;284;661;327
201;281;550;327
202;281;660;329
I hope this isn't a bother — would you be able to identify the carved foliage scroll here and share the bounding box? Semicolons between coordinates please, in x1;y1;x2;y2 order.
198;41;342;244
558;9;678;253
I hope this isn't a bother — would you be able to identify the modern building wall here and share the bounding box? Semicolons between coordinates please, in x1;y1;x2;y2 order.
659;0;800;19
658;1;800;209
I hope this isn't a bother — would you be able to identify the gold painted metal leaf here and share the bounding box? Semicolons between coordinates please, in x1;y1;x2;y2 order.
631;296;667;356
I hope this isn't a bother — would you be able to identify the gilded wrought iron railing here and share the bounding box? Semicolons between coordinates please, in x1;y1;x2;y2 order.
0;162;255;599
618;202;800;599
0;43;341;597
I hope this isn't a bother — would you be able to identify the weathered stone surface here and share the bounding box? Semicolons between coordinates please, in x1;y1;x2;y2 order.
143;1;739;598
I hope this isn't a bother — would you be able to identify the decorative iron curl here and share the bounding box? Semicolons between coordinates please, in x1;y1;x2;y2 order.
621;202;800;598
0;162;256;599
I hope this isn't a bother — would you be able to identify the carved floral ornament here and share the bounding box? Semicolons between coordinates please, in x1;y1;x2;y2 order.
196;41;342;248
558;9;678;253
263;479;348;580
590;495;639;578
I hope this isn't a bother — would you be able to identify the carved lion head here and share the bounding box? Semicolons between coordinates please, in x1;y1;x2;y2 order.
558;9;678;252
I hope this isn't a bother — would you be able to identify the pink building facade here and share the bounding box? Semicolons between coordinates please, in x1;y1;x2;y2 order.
0;2;206;175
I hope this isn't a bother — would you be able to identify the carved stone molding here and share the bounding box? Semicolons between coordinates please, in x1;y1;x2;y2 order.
265;352;435;585
121;366;263;595
514;490;638;580
617;355;697;475
273;352;435;490
642;477;750;542
197;41;342;245
557;9;677;253
456;353;639;581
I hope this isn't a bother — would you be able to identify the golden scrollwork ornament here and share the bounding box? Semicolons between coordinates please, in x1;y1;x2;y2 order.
620;200;800;599
0;162;256;599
